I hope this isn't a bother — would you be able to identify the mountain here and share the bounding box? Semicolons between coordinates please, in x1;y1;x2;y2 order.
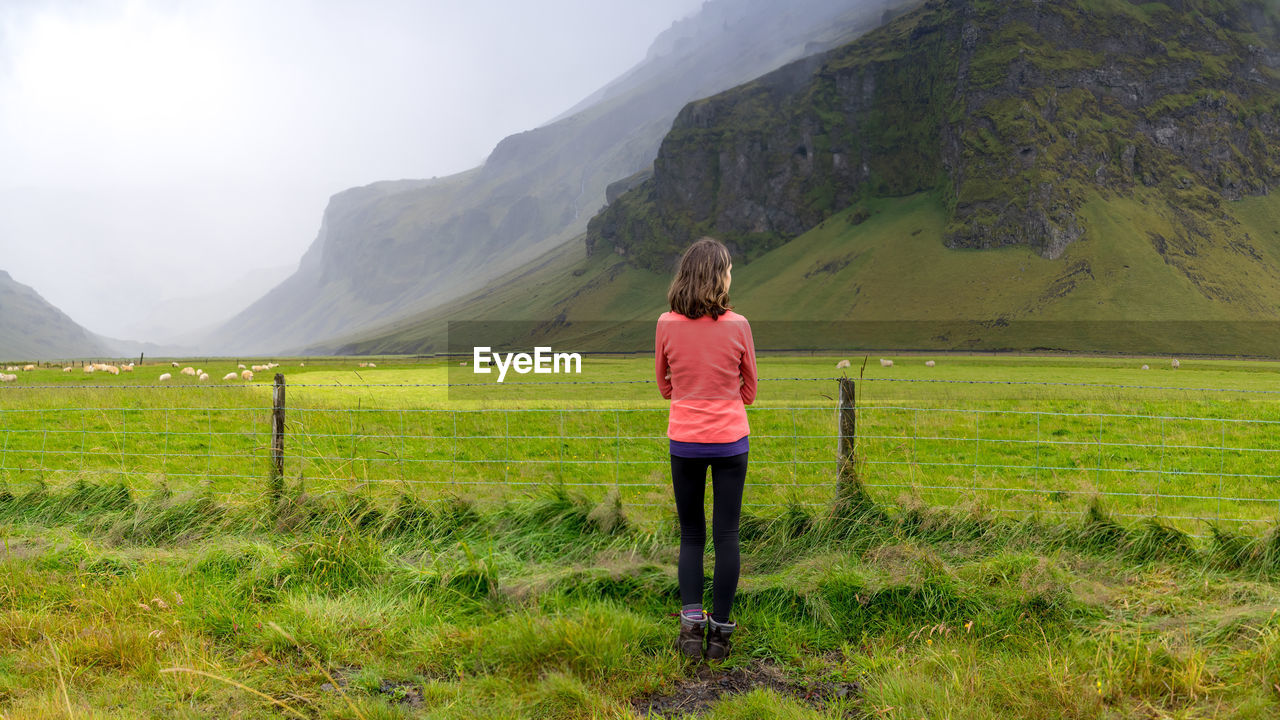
323;0;1280;357
0;270;113;360
206;0;921;354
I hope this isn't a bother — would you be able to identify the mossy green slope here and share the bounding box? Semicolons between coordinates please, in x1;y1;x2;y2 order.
320;186;1280;356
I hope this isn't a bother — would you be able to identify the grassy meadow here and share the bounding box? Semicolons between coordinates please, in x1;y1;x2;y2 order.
5;354;1280;717
3;354;1280;531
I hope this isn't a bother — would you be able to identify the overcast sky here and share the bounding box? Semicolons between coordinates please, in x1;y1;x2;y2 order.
0;0;704;340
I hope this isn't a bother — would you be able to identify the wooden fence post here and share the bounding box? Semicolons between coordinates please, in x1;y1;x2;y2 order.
270;373;286;505
835;377;868;515
838;377;856;469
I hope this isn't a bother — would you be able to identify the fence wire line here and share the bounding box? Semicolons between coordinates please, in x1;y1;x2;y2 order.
5;389;1280;532
0;377;827;390
6;374;1280;395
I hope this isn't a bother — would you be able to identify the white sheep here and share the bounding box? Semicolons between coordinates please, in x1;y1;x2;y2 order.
3;366;16;372
238;364;246;370
0;373;16;382
241;370;253;381
358;362;368;368
180;367;196;376
171;361;179;368
198;372;210;381
836;359;851;369
925;360;936;367
368;362;376;368
22;364;35;371
121;364;134;372
83;366;95;374
222;372;238;381
103;365;119;375
299;362;305;367
1142;364;1150;370
1171;358;1180;369
879;358;893;368
158;373;172;382
251;365;266;372
63;367;73;373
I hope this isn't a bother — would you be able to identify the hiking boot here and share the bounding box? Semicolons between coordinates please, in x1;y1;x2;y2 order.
678;610;706;660
706;617;736;661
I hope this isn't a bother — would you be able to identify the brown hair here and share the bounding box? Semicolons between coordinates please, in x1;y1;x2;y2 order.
667;237;732;320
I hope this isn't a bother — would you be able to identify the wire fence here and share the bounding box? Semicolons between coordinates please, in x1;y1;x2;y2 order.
3;376;1280;533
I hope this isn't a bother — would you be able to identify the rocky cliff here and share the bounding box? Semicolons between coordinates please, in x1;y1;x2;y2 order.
587;0;1280;270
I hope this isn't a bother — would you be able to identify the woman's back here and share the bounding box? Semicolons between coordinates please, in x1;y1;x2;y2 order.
655;309;757;443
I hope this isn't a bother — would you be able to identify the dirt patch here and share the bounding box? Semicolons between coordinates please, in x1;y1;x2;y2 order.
631;660;861;718
319;666;426;709
0;538;51;561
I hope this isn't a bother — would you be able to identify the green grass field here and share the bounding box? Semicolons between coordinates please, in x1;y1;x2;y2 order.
6;355;1280;717
3;354;1280;534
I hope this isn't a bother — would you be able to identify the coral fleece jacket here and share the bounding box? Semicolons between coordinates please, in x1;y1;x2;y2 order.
655;310;758;443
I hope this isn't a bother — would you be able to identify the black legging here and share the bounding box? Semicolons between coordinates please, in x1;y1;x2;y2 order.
670;452;748;623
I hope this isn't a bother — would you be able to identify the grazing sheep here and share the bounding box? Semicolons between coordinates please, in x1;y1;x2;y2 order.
925;360;936;367
198;373;209;381
836;359;851;369
83;366;95;374
1171;358;1180;369
121;364;134;372
222;372;238;381
171;362;179;368
0;373;16;382
103;365;119;375
63;367;73;373
22;364;35;371
238;364;246;370
180;367;196;376
241;370;253;381
1142;364;1150;370
3;366;15;372
879;358;893;368
158;373;172;382
358;362;368;368
368;362;376;368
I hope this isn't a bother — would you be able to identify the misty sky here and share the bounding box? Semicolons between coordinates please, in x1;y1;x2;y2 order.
0;0;704;340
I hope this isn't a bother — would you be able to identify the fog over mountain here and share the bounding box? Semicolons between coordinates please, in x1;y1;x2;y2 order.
0;0;705;344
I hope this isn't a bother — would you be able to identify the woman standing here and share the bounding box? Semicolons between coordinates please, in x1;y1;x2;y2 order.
655;237;757;661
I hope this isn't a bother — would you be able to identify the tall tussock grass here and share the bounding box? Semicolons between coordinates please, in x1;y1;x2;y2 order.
10;478;1280;583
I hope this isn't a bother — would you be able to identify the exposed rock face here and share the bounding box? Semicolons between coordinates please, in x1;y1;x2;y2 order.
588;0;1280;269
